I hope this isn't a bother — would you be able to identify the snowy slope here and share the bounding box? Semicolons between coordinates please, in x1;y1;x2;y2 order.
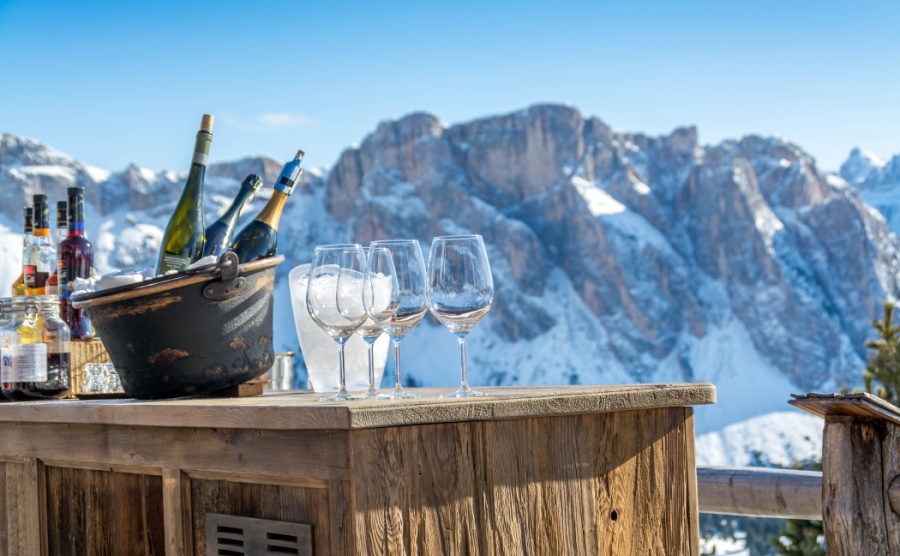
695;411;823;467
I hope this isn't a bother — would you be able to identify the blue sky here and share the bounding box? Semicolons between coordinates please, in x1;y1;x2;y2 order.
1;0;897;173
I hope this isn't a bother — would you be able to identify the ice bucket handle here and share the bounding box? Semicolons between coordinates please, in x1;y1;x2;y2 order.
203;252;246;301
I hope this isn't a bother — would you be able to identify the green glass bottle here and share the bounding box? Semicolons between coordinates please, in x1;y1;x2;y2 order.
156;114;214;275
201;174;264;258
230;150;304;263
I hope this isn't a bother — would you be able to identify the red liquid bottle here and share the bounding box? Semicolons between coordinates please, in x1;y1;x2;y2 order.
58;187;93;340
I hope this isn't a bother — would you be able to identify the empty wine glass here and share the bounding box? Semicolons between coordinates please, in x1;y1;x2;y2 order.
306;244;367;401
366;240;428;399
427;235;494;397
359;247;397;399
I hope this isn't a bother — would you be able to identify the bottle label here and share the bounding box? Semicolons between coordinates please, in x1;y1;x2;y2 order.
13;343;47;382
160;254;190;274
58;259;67;284
23;265;37;288
192;151;208;166
0;342;14;382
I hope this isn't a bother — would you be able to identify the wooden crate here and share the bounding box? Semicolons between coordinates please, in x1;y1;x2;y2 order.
69;339;112;396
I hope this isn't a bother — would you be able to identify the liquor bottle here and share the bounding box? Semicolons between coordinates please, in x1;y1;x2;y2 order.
46;201;67;295
231;151;304;263
201;174;264;258
58;187;94;340
156;114;214;275
24;196;54;295
10;208;33;296
1;296;71;401
0;298;11;329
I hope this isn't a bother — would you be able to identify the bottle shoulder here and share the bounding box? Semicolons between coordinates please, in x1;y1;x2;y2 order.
59;235;93;250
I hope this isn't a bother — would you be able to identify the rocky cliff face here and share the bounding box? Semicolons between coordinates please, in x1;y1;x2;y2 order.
2;106;898;431
841;147;900;234
311;105;899;391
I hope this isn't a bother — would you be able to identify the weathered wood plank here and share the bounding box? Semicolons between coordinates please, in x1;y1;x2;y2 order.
0;422;349;482
44;467;165;556
0;383;716;431
23;458;47;556
697;467;823;519
350;408;697;556
822;416;890;555
327;481;353;556
790;392;900;427
881;422;900;553
162;469;187;556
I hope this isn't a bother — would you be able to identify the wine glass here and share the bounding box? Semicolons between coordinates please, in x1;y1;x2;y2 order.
358;247;397;399
366;240;427;399
427;235;494;397
306;244;367;401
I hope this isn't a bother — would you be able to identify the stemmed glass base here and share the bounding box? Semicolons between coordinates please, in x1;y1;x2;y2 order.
384;388;420;400
441;386;487;398
319;390;358;402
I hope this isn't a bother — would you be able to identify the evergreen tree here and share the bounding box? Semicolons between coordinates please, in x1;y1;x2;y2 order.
863;301;900;406
770;519;826;555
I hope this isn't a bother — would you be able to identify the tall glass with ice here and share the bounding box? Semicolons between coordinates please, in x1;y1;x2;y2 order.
288;264;389;393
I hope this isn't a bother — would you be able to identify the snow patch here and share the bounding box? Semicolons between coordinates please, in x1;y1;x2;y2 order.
571;176;626;215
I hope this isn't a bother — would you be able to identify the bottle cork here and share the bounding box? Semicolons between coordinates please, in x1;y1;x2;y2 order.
296;149;305;159
200;114;215;134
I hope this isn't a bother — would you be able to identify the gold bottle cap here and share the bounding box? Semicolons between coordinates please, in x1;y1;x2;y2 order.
200;114;215;134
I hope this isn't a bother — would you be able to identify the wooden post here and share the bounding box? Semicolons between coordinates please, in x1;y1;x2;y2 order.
790;392;900;554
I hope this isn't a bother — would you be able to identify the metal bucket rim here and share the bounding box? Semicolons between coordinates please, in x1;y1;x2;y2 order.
72;255;284;309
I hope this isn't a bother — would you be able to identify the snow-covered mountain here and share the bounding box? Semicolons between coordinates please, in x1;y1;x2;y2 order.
840;147;900;234
695;411;823;467
2;105;898;438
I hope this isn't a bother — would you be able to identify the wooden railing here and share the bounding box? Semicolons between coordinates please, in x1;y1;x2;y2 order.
697;466;822;520
696;392;900;554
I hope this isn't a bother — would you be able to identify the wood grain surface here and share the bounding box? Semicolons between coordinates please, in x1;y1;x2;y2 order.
0;422;350;482
822;416;891;555
791;392;900;427
697;467;823;519
350;407;699;555
0;461;40;556
43;466;165;556
0;383;715;431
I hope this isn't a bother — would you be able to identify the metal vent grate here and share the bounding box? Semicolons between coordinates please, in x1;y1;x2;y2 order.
206;513;313;556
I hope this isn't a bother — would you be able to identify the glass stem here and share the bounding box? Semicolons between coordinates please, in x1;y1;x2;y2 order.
367;342;376;392
338;340;348;395
392;337;402;391
458;334;469;390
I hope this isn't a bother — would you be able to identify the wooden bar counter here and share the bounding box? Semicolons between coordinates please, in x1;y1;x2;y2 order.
0;383;715;555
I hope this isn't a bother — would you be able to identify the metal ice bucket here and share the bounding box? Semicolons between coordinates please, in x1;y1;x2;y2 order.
73;253;283;399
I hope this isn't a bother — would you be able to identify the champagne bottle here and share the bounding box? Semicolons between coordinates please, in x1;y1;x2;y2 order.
58;187;93;340
230;150;304;263
24;196;54;295
10;207;33;296
156;114;214;275
201;174;264;258
46;201;67;295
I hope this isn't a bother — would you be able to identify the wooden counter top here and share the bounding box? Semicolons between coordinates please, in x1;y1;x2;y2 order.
0;383;715;430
